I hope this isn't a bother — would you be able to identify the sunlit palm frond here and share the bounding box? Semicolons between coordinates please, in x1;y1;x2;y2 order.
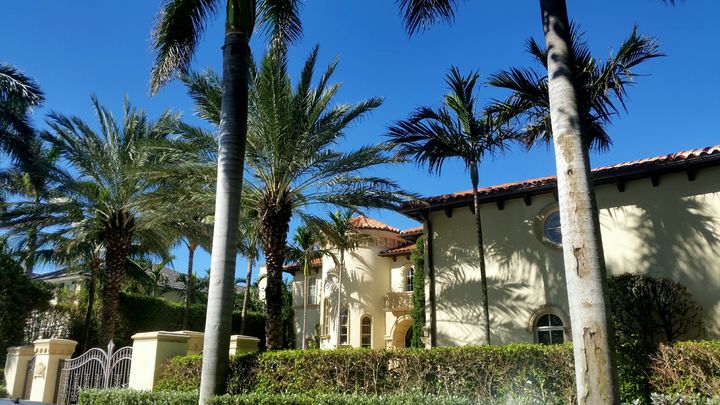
396;0;458;36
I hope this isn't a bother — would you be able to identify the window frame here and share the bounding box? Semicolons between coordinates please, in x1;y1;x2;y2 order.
339;307;349;345
528;305;571;344
405;266;414;292
360;314;373;348
534;204;563;249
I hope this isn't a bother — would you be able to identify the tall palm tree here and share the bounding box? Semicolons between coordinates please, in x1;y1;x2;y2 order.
286;224;325;349
311;209;372;348
236;217;262;335
184;47;409;349
150;1;302;400
38;96;179;344
395;2;675;402
387;67;511;345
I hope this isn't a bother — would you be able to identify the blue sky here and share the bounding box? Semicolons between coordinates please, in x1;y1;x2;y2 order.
3;1;719;279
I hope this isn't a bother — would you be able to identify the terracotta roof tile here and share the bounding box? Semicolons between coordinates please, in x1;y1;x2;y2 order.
379;243;416;257
399;226;424;235
284;257;322;270
418;144;720;206
350;215;400;233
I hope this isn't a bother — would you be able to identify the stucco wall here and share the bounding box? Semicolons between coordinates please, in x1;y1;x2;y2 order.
429;165;720;345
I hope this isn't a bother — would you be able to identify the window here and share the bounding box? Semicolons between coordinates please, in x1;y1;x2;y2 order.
543;211;562;246
307;277;317;305
321;299;330;335
339;307;349;345
535;314;565;344
405;267;414;292
361;315;372;348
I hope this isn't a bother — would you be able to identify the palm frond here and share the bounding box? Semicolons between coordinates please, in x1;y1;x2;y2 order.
396;0;458;36
258;0;303;52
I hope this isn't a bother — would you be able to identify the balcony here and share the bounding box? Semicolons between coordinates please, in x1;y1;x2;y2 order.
383;291;413;314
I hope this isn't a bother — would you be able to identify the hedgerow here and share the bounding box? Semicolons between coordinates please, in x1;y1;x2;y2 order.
649;341;720;397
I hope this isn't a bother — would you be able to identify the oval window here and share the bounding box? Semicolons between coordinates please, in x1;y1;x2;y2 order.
543;211;562;246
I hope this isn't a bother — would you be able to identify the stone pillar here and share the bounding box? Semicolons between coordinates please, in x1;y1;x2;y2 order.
29;338;77;403
3;346;34;398
128;331;189;391
229;335;260;355
175;330;204;355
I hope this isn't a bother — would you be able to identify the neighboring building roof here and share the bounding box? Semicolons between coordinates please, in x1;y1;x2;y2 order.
284;257;323;272
401;144;720;218
399;226;423;236
32;269;90;281
350;215;401;233
379;243;417;257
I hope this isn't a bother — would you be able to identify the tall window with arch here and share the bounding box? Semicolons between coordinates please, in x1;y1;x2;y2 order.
339;307;349;345
360;315;372;348
405;266;414;292
321;298;330;335
535;313;565;344
307;276;317;305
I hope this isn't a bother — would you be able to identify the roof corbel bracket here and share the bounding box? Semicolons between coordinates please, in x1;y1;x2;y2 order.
651;175;660;187
523;194;532;207
392;256;397;262
616;181;626;193
469;205;475;215
686;169;696;182
444;208;453;218
496;200;505;211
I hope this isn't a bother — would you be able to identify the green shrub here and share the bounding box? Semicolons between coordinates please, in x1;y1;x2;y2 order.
157;344;575;403
209;392;476;405
649;341;720;397
648;393;720;405
410;236;425;348
78;389;198;405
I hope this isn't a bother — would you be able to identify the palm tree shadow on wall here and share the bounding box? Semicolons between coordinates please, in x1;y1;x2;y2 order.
603;184;720;337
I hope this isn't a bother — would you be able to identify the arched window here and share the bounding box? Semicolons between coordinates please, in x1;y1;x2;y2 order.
535;314;565;344
360;315;372;348
339;307;349;345
321;298;330;335
405;267;414;292
307;277;317;305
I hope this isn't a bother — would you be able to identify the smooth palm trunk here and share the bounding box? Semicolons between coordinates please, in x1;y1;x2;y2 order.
199;31;250;404
302;263;309;349
539;1;618;403
335;250;345;348
183;242;196;329
239;258;253;334
470;164;491;345
259;195;292;350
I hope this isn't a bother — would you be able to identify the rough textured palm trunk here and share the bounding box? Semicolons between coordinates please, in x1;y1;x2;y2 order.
259;197;292;350
183;242;196;330
101;227;133;345
540;1;619;403
470;164;491;345
199;31;250;404
335;249;345;348
239;258;253;334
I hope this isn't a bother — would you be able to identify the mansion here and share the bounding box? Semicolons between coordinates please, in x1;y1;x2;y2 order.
274;145;720;349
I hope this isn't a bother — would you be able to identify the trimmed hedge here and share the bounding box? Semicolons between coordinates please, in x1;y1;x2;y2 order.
157;344;575;403
78;389;478;404
650;341;720;397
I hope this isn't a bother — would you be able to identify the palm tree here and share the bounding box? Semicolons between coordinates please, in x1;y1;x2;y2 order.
387;67;511;345
236;217;262;335
395;2;674;401
0;63;44;175
285;224;324;349
311;209;372;349
38;96;179;344
150;1;303;399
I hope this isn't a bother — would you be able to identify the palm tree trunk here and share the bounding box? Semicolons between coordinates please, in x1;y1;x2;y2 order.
198;31;250;403
101;225;133;345
82;253;100;351
183;241;196;329
335;249;344;348
469;163;491;345
539;1;618;403
259;197;292;351
239;258;254;334
24;228;37;275
302;261;309;349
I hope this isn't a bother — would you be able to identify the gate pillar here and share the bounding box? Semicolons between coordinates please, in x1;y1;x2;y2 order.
229;335;260;355
3;346;34;398
128;331;189;391
29;338;77;403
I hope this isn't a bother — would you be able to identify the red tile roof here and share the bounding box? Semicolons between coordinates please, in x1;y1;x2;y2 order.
379;243;417;257
409;144;720;208
350;215;401;233
399;226;423;235
284;257;322;271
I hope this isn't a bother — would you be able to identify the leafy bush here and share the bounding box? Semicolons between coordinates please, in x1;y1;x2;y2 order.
157;344;575;403
0;253;52;364
78;389;197;404
647;393;720;405
608;273;705;403
649;341;720;397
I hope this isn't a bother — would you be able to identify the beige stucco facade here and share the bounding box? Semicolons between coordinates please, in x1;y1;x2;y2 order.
284;146;720;349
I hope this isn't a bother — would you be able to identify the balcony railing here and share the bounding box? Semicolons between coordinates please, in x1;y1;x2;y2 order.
383;291;413;313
